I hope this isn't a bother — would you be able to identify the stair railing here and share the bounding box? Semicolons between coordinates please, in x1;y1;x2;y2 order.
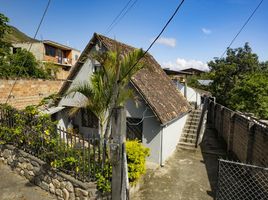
195;96;209;148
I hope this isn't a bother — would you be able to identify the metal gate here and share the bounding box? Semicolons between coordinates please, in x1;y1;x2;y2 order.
216;159;268;200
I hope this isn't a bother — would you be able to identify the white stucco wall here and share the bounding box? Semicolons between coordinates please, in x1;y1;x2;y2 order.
57;44;99;137
177;83;201;106
161;113;188;163
59;58;95;107
126;98;162;164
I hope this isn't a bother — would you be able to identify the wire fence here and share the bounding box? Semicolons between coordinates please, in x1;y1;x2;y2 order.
216;159;268;200
0;106;111;183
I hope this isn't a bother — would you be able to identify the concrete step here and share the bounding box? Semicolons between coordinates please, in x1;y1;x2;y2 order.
178;142;195;147
180;136;196;143
181;133;197;139
191;110;202;114
183;128;197;134
178;145;197;152
184;124;198;129
189;113;201;118
185;121;199;126
177;142;196;151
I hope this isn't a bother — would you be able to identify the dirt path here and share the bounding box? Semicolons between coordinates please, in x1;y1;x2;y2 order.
0;162;56;200
133;127;226;200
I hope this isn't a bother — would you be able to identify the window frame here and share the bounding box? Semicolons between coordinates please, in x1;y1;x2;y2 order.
81;108;99;129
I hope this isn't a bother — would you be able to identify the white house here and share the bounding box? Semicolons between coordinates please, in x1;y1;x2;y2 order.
53;33;191;165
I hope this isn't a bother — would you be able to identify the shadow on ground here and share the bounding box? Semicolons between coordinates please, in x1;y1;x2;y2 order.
133;124;227;200
199;124;227;199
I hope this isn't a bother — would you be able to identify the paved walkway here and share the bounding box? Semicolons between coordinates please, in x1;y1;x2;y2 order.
0;162;55;200
133;126;227;200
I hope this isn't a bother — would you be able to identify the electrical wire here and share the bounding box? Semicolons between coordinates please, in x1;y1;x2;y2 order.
126;107;155;125
220;0;264;58
5;0;52;104
104;0;134;34
105;0;138;35
119;0;185;83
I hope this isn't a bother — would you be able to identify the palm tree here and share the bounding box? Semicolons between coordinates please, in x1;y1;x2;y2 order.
66;47;144;138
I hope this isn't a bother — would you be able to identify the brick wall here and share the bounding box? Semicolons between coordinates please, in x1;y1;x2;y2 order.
207;99;268;167
0;79;64;109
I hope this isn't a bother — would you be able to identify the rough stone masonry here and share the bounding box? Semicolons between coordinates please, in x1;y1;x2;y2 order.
0;144;109;200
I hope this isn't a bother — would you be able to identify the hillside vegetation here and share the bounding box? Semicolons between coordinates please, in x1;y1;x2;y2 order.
4;25;38;43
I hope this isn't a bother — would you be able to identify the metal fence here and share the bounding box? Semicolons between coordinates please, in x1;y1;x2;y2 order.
216;159;268;200
0;106;110;183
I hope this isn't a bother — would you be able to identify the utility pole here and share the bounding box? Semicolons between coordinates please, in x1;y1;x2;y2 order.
110;107;127;200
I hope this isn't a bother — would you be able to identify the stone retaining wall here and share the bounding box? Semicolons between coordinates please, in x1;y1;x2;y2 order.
0;144;109;200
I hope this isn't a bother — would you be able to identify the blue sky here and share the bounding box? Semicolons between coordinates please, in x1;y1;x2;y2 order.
1;0;267;71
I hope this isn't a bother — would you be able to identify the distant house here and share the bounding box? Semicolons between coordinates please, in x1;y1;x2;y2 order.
53;33;191;165
12;40;81;80
197;79;213;86
163;68;192;83
181;68;205;75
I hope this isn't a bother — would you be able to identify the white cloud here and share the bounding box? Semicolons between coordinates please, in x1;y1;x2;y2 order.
162;58;209;71
153;37;176;47
202;28;212;35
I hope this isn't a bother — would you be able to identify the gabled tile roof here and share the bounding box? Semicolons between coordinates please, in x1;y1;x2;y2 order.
58;33;191;124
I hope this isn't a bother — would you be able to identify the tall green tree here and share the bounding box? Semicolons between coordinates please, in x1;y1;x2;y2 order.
229;71;268;119
0;49;51;78
67;48;144;138
208;43;260;105
0;13;11;58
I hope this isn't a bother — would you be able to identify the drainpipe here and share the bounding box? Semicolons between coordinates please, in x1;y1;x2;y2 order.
160;127;164;167
184;75;187;99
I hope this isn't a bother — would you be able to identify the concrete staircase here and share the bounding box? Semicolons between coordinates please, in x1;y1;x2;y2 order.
178;109;202;151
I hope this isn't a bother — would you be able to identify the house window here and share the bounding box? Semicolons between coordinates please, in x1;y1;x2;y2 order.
75;54;79;61
45;45;56;57
126;117;143;141
13;47;21;54
81;108;99;128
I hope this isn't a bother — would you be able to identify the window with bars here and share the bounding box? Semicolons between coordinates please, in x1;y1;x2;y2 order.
126;117;143;141
81;109;99;129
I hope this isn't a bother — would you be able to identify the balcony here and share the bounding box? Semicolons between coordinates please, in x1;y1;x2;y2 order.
44;55;72;66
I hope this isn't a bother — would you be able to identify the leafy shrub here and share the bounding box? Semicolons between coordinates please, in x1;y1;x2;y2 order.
126;140;150;184
0;49;52;79
96;164;112;193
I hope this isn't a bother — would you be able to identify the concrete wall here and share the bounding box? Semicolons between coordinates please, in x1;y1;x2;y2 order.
0;79;64;109
126;98;162;164
162;113;188;163
208;99;268;167
71;49;81;66
177;83;201;106
13;42;44;61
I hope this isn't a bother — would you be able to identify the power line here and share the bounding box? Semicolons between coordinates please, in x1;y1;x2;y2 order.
104;0;134;34
220;0;264;58
5;0;51;104
105;0;138;35
120;0;186;82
